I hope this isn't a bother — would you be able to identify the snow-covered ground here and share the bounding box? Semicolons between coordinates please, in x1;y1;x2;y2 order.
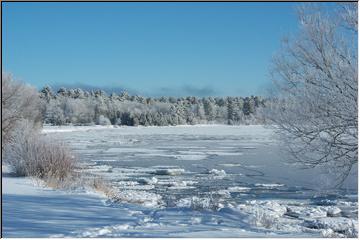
2;125;358;237
3;175;317;237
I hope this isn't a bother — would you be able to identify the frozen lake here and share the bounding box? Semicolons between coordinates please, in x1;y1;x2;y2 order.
4;125;356;237
44;125;357;203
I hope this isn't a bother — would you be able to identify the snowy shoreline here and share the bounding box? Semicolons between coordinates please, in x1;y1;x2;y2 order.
4;125;358;237
3;174;357;238
42;124;272;133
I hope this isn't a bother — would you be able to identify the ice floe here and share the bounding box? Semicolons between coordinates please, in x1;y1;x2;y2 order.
228;186;251;192
153;168;185;176
137;177;158;185
254;183;285;188
208;169;227;177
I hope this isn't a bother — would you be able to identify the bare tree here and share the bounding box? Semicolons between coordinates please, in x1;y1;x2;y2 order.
266;3;357;185
1;73;42;150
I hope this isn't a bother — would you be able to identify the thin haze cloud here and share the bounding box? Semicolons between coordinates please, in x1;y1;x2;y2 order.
154;85;217;97
49;83;217;97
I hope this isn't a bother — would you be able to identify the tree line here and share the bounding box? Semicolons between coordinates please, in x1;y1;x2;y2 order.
39;86;266;126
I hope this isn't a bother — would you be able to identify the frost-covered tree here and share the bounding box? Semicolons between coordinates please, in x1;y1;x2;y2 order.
196;102;206;122
227;98;236;124
266;3;358;184
2;73;42;150
203;98;216;122
243;97;256;116
40;85;54;102
40;86;265;127
97;115;111;125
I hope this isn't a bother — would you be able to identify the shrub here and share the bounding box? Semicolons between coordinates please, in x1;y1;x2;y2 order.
250;209;278;229
3;120;77;182
97;115;111;125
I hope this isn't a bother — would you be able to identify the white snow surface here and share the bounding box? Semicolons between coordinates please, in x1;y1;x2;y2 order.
3;176;309;237
3;125;358;237
5;176;357;238
42;124;115;133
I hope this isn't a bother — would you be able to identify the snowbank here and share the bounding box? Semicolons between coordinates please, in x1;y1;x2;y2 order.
3;175;357;238
43;124;275;140
42;125;115;133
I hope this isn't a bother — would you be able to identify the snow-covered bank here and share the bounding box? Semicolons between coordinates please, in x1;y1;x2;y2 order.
42;124;115;133
42;124;275;137
4;125;358;237
4;176;357;237
0;177;285;237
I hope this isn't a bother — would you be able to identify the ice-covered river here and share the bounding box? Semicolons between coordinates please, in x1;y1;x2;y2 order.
42;125;358;237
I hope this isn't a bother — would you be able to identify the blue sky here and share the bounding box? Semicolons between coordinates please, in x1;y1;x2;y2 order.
3;2;301;97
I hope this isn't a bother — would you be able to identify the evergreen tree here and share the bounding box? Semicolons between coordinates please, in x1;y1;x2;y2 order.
40;86;265;126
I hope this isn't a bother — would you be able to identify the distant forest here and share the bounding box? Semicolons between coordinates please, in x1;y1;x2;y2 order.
39;86;266;126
